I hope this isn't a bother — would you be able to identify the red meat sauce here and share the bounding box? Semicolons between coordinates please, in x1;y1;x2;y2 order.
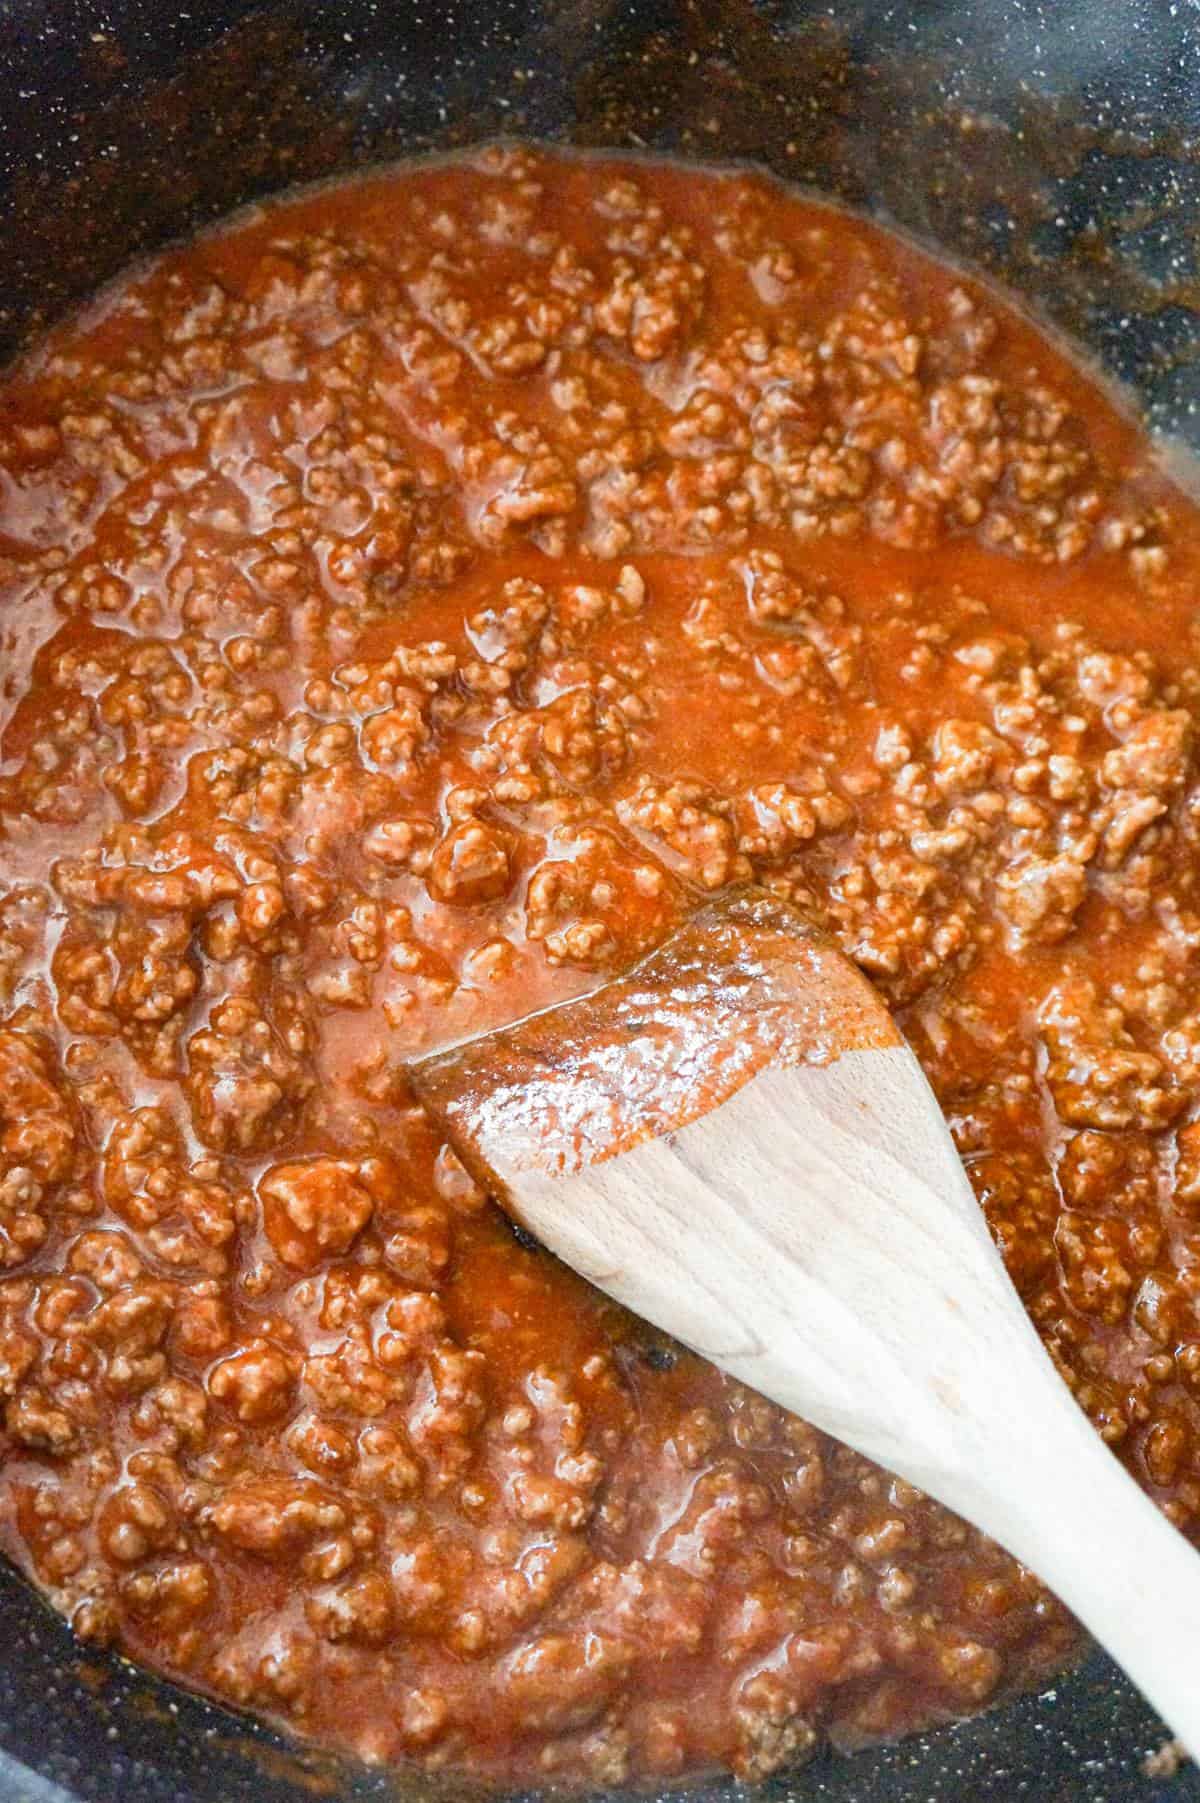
1;143;1199;1786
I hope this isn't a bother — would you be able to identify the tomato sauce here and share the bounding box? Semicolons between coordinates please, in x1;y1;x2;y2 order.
1;144;1198;1784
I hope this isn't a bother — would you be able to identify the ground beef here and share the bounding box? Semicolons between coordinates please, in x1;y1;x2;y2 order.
1;144;1199;1787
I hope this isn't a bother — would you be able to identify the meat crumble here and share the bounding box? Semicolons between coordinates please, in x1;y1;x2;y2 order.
1;144;1199;1785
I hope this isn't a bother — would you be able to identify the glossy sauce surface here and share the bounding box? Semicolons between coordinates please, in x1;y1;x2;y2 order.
1;146;1199;1785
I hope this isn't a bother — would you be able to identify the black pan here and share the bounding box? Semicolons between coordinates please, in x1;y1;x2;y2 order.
2;3;1200;1799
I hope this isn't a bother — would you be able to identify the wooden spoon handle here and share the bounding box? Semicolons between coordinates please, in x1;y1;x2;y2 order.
955;1350;1200;1753
729;1061;1200;1751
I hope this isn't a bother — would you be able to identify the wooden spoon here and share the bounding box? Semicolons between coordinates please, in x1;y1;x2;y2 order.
416;886;1200;1751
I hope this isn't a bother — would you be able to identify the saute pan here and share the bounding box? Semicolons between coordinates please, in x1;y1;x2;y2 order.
2;2;1200;1798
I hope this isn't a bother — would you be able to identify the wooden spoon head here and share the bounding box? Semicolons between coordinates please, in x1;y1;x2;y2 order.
416;887;1021;1504
415;885;898;1184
